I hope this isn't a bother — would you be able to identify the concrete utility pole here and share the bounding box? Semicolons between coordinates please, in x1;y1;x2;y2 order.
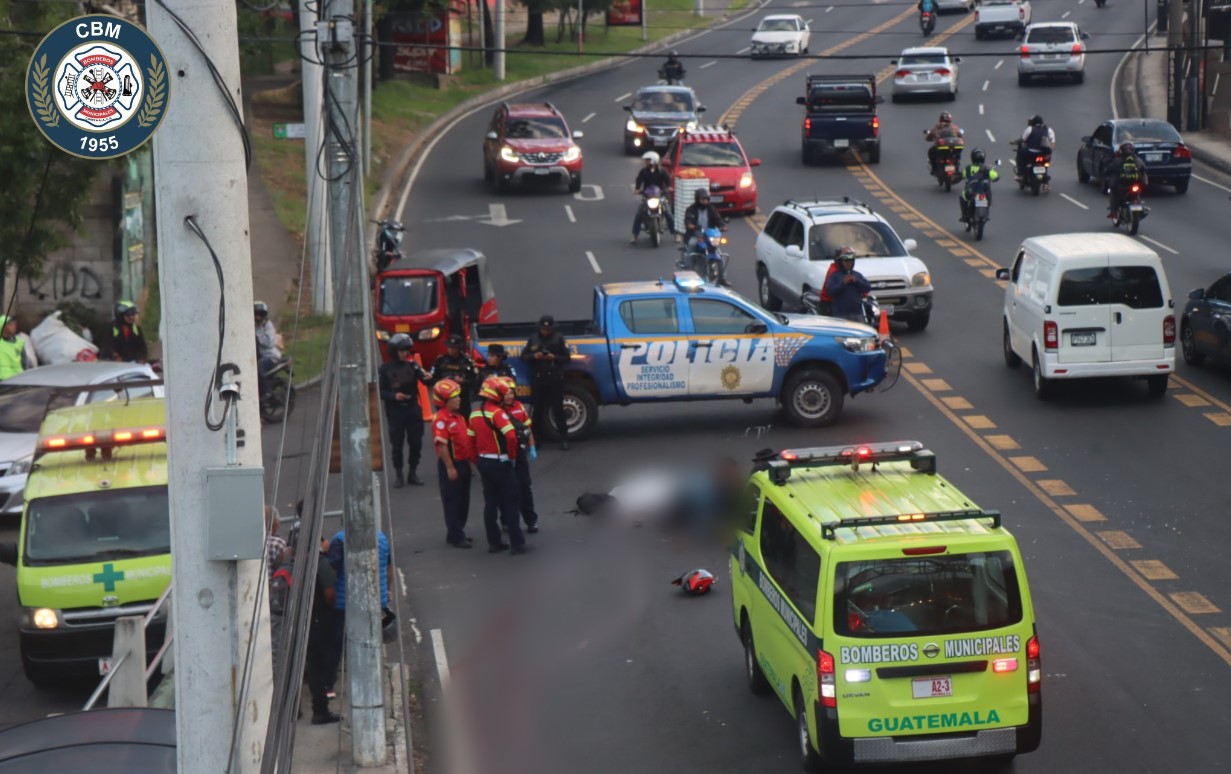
494;0;506;80
322;0;388;764
1168;0;1184;126
363;0;373;176
301;0;333;314
146;0;272;771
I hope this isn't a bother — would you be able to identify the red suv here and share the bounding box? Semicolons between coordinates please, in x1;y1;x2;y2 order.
661;126;760;216
483;102;584;193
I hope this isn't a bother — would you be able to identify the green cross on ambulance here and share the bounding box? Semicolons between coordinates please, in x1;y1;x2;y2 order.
0;397;170;687
730;441;1041;769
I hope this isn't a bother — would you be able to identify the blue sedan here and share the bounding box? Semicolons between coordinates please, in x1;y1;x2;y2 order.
1076;118;1192;194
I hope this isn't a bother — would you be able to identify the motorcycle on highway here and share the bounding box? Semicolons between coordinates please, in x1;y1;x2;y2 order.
801;288;884;329
920;9;936;36
372;219;406;273
636;185;668;248
678;226;729;285
929;142;964;192
1110;181;1149;235
1010;139;1052;195
259;356;296;424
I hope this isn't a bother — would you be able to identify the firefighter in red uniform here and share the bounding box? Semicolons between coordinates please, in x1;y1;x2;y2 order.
500;376;539;533
469;378;530;555
432;379;475;548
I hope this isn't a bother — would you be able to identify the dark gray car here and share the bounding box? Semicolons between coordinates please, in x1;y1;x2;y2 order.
622;86;704;154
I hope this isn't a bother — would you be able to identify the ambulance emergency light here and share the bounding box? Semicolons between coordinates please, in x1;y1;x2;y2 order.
35;425;167;461
768;440;935;483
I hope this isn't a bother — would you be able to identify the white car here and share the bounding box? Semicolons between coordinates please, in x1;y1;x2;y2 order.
891;47;960;101
0;361;162;516
974;0;1032;38
750;15;810;58
755;199;934;330
1018;22;1088;85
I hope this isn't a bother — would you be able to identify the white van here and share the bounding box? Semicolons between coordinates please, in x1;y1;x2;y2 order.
996;233;1174;399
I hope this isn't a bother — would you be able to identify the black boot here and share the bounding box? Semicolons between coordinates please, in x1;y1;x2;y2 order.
408;470;424;486
393;470;405;489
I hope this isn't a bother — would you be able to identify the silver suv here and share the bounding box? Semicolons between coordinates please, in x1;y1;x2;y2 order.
1018;22;1088;85
754;199;934;330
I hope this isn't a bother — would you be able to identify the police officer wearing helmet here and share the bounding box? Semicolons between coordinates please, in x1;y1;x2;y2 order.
1102;142;1148;218
823;248;872;322
521;315;572;450
469;377;530;554
632;150;673;244
380;333;430;488
103;300;149;363
432;379;475;548
431;333;478;410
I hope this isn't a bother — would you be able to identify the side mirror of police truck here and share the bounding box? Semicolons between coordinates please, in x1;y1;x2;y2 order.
0;542;16;566
995;268;1011;281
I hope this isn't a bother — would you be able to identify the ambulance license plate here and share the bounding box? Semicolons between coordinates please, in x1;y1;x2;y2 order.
912;676;952;699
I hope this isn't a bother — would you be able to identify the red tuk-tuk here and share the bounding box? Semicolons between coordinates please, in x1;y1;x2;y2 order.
374;248;497;368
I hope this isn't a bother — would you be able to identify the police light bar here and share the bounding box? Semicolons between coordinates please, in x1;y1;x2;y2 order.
820;509;1001;541
768;441;934;484
673;271;706;292
35;425;167;460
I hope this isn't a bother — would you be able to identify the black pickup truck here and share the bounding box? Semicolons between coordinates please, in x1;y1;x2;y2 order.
796;74;883;165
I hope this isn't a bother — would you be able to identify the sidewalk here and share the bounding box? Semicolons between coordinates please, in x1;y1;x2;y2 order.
1120;35;1231;178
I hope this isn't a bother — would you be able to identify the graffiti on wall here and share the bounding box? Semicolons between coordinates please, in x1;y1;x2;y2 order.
27;263;104;301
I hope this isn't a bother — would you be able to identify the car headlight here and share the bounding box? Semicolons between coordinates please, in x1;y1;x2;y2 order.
375;330;391;341
500;146;520;163
6;455;32;477
685;120;697;131
911;271;931;287
646;197;661;209
835;336;879;353
23;607;59;630
626;119;645;133
417;326;442;341
563;146;582;162
739;171;754;189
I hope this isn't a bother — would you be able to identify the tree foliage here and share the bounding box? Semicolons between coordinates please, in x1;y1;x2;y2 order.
0;0;102;286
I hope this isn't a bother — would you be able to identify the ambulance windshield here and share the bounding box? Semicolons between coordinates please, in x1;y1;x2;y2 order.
833;551;1023;637
24;486;169;566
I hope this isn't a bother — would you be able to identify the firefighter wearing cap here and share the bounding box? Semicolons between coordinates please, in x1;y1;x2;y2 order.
521;314;572;450
432;379;475;548
500;376;539;533
431;333;478;410
476;342;516;386
0;316;24;380
469;378;529;554
380;333;431;488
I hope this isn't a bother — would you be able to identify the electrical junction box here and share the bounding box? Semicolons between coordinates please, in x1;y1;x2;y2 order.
205;466;266;561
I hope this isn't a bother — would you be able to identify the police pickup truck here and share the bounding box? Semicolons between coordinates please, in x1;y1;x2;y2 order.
476;273;889;440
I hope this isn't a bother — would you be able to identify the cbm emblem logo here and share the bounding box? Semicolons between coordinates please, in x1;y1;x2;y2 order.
26;15;169;160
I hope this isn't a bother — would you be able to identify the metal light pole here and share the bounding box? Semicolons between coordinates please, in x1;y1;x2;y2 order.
494;0;505;80
578;0;584;53
322;0;388;764
300;0;332;314
146;0;272;770
642;0;648;42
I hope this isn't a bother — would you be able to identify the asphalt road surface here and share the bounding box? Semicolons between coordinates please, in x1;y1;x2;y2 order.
5;2;1231;773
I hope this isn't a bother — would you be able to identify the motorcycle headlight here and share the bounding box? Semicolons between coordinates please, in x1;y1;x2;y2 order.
563;146;582;162
375;330;391;341
500;146;520;163
739;171;754;189
911;271;931;288
6;455;32;477
834;336;878;353
626;120;645;133
393;230;404;245
418;326;442;341
646;197;661;209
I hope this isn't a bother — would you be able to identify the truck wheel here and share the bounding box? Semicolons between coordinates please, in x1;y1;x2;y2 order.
782;369;843;427
867;143;881;164
1181;323;1205;366
568;173;582;194
1077;158;1090;183
1146;374;1169;398
906;314;930;332
561;381;599;441
758;267;783;311
743;621;771;696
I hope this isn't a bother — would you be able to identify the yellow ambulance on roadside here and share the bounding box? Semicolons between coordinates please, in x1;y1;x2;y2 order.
1;398;169;687
730;441;1041;769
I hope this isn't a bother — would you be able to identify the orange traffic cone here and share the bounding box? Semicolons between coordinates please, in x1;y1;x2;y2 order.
878;310;890;339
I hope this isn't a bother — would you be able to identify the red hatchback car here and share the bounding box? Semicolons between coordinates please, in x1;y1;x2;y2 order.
483;102;584;193
661;126;760;215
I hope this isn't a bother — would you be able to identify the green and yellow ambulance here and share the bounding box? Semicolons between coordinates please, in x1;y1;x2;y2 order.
3;398;170;686
730;441;1041;769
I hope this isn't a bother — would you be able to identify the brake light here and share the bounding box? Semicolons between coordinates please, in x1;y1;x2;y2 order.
993;657;1019;673
974;9;979;20
1173;145;1191;159
895;69;910;78
1071;44;1083;55
1026;635;1041;692
902;545;946;555
1164;315;1176;344
856;446;872;459
1129;183;1142;194
1019;45;1030;59
1019;6;1026;19
1034;155;1047;164
818;649;836;708
871;116;880;137
804;117;811;132
1044;320;1058;350
934;68;951;77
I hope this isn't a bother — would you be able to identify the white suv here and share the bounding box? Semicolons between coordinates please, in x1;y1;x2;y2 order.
755;199;934;330
1018;22;1088;86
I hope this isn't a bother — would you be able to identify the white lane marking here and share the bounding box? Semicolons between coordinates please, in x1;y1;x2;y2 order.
982;79;989;91
431;628;452;689
1062;10;1070;18
565;204;577;223
737;46;751;54
1060;193;1089;210
995;59;1004;70
574;184;605;201
615;92;632;103
398;567;408;597
985;129;996;142
586;251;602;274
1139;235;1179;255
1194;173;1231;193
408;616;423;645
979;103;985;115
582;111;596;123
825;5;833;12
432;628;477;774
806;18;814;24
701;60;718;69
1110;25;1153;122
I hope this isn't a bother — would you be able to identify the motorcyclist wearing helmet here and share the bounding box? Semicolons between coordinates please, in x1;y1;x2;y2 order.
682;188;725;250
661;51;685;84
254;300;282;398
632;150;673;243
1102;141;1149;218
958;148;1000;223
925;111;963;169
379;333;431;488
103;299;149;363
823;248;873;323
1014;115;1055;180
